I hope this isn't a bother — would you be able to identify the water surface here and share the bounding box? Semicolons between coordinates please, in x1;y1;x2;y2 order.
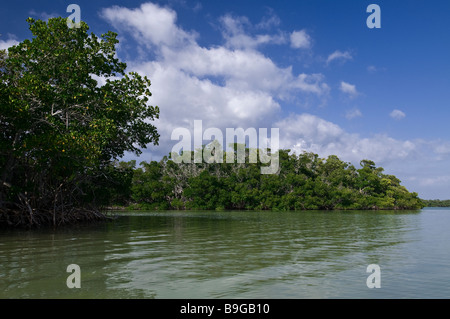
1;208;449;298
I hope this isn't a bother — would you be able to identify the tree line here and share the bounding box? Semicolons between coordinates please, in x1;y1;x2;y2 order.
109;147;424;211
421;199;450;207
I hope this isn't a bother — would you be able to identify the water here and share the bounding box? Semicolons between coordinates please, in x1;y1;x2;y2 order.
1;208;449;299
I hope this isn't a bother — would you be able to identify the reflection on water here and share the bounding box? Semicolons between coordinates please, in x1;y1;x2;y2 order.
1;208;449;298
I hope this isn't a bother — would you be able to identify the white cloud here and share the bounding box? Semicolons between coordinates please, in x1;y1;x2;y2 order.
135;60;280;133
101;3;329;158
275;113;417;165
345;108;362;120
219;14;286;50
416;175;450;187
326;50;352;65
433;141;450;155
160;44;329;98
220;14;250;35
390;109;406;120
255;11;281;30
0;38;19;51
339;81;358;97
367;65;387;73
290;30;311;49
101;3;197;49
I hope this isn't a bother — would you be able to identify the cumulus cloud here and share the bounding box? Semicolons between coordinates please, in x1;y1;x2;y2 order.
390;109;406;120
339;81;358;97
290;30;311;49
275;113;417;165
326;50;352;65
101;3;197;49
101;3;329;158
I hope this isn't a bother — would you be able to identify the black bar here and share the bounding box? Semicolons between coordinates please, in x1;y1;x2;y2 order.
0;299;444;318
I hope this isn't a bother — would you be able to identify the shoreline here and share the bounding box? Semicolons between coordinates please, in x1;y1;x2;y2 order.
0;203;432;229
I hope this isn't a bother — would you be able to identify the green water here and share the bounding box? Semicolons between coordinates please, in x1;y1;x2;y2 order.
1;208;449;299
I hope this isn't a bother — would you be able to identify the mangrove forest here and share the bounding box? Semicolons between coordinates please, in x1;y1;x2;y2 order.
0;17;424;228
111;148;424;212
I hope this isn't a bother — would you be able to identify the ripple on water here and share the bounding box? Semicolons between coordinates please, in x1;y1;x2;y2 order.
1;209;450;298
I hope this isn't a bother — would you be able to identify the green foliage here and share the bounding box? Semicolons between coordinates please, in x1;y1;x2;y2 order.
0;18;159;226
422;199;450;207
120;149;424;211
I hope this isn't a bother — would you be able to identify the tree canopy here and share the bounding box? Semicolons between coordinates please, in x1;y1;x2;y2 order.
0;17;159;227
122;146;424;211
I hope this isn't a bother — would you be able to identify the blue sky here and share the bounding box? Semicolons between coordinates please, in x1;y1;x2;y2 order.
2;0;450;199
